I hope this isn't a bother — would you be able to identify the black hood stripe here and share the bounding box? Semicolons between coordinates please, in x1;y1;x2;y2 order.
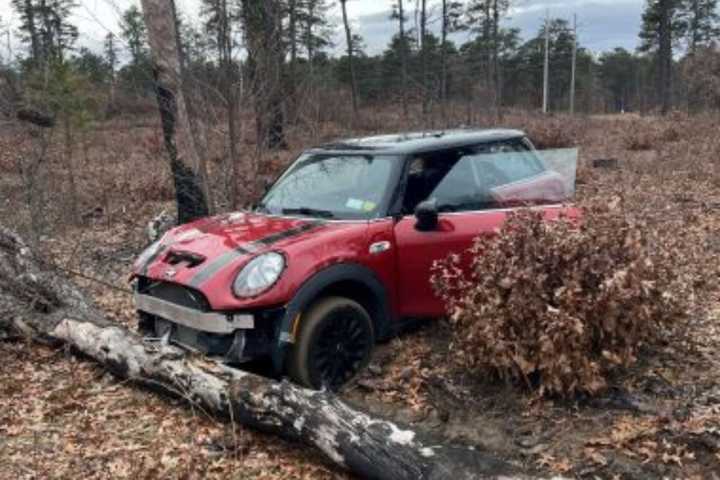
187;221;325;289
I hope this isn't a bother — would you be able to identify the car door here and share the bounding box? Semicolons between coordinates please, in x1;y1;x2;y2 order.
392;141;549;318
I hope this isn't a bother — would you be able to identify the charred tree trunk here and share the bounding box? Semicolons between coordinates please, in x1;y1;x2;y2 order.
140;0;211;224
0;226;536;480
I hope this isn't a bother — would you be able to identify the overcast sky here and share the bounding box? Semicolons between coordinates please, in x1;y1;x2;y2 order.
0;0;643;61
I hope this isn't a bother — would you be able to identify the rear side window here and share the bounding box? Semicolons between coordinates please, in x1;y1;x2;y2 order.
401;140;559;214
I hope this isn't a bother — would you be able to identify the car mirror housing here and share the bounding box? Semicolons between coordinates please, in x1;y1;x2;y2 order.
414;199;439;232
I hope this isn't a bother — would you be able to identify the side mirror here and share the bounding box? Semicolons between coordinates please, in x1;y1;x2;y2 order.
414;199;438;232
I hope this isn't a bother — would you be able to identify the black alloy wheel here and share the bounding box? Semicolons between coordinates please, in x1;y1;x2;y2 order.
288;297;375;390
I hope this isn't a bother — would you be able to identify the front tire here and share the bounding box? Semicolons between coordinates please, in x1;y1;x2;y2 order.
288;297;375;390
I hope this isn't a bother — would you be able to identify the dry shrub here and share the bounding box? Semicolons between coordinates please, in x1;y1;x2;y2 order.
431;200;694;397
622;122;656;151
521;115;584;150
623;115;685;151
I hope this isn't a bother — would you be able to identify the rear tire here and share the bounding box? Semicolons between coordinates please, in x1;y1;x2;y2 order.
288;296;375;390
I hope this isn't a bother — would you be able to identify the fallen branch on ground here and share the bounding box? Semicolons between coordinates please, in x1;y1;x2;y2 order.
0;226;538;480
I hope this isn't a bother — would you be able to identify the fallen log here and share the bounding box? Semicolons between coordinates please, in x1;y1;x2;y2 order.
0;227;532;480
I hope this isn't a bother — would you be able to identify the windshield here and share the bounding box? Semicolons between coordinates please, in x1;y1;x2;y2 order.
258;154;397;220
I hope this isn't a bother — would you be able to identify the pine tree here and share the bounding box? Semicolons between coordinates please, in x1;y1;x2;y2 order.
11;0;77;64
639;0;684;113
120;5;149;67
298;0;333;65
390;0;410;117
682;0;720;54
104;33;117;107
465;0;509;110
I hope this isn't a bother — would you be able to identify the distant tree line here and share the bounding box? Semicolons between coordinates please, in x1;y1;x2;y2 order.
4;0;720;133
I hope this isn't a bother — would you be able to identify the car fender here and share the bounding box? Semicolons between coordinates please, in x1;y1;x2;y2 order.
271;262;393;372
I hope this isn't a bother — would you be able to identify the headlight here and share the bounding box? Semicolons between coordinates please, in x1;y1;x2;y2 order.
133;239;162;271
233;252;285;298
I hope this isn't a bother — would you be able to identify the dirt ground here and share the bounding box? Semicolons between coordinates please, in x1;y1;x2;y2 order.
1;111;720;478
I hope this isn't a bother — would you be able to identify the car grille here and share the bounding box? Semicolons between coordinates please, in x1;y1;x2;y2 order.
136;277;210;312
136;277;232;355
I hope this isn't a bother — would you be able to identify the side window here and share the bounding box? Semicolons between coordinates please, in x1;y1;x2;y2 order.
400;141;550;214
401;149;493;214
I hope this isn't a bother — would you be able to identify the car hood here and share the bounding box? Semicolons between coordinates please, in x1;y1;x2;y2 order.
134;212;333;290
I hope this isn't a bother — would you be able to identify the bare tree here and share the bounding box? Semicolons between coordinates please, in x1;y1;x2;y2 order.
140;0;211;224
242;0;286;150
392;0;409;118
420;0;429;115
340;0;359;114
658;0;673;114
202;0;241;207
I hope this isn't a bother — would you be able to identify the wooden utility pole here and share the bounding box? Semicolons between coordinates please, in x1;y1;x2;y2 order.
542;10;550;114
570;14;577;115
140;0;211;224
340;0;359;114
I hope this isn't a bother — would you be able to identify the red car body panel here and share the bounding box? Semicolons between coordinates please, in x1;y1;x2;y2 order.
393;205;576;317
136;212;376;311
135;206;578;320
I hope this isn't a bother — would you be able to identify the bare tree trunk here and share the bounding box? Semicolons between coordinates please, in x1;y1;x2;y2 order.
658;0;673;115
140;0;211;224
492;0;501;120
217;0;240;209
288;0;298;81
0;226;536;480
441;0;449;124
340;0;359;114
22;0;41;63
398;0;409;119
63;115;79;226
242;0;286;150
420;0;429;115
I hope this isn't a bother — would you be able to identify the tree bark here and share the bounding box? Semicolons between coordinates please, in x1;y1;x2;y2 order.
242;0;286;150
398;0;409;119
340;0;359;114
139;0;211;224
441;0;448;124
658;0;673;115
420;0;429;115
0;226;537;480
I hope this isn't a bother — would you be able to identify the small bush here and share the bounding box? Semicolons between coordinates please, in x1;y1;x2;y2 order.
431;201;691;397
523;116;581;149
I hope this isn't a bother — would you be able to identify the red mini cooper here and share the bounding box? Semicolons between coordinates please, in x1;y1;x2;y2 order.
133;129;573;389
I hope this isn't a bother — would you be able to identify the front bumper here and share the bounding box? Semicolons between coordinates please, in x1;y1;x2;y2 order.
134;293;254;333
133;280;285;366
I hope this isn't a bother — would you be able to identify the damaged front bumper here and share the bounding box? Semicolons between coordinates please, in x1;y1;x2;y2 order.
134;280;283;365
135;293;254;333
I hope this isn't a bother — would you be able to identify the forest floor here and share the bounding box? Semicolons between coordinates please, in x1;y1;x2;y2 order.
1;109;720;479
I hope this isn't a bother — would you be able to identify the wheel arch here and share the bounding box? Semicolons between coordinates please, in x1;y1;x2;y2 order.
272;263;394;372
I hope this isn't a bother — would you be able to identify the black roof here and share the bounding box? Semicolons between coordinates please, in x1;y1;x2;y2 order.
312;129;526;155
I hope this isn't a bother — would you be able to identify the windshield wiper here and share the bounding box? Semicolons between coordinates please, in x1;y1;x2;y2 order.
282;207;335;219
